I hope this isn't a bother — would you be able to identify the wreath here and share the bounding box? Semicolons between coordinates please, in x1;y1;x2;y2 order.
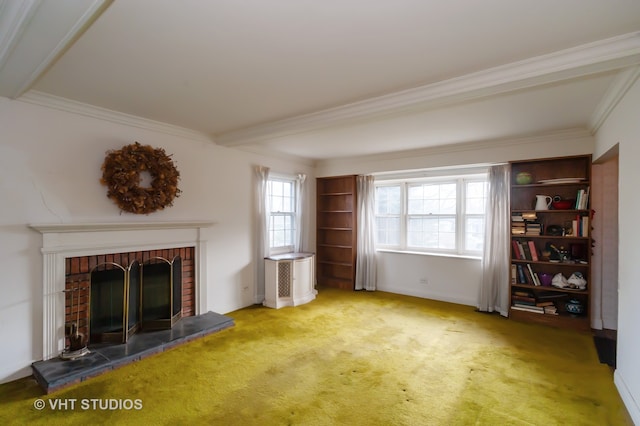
100;142;181;214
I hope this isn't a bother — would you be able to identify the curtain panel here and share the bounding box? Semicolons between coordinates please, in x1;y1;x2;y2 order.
478;164;510;316
355;175;377;291
255;166;270;303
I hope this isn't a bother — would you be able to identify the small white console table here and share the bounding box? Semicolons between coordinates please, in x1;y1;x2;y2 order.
264;253;316;309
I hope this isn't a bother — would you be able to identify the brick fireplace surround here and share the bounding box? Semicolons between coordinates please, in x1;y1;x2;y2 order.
65;246;196;346
30;222;214;361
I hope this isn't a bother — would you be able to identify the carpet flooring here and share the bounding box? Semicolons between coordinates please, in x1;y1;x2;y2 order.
0;287;631;425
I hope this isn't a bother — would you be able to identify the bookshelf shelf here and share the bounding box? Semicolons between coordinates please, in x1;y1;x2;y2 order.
512;209;590;214
511;283;588;295
509;155;592;332
511;259;588;267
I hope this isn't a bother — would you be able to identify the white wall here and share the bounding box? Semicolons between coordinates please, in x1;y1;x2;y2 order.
590;156;619;330
0;97;315;383
378;251;481;306
594;74;640;425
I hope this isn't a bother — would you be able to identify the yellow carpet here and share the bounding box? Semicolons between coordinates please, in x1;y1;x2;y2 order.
0;287;630;425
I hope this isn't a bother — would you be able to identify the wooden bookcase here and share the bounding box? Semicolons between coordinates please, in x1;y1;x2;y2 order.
509;155;592;332
316;176;357;290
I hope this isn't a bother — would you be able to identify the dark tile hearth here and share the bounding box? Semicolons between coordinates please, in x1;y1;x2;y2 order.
32;311;234;394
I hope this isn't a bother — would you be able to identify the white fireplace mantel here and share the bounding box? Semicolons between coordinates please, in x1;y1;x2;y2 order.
29;221;214;360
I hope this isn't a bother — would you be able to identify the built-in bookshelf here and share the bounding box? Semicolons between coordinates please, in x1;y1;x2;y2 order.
509;155;592;332
316;176;357;290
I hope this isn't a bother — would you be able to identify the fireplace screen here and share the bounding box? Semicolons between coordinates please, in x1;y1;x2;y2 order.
90;256;182;344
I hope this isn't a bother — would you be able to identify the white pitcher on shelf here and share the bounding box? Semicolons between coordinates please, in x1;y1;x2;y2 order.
535;195;552;210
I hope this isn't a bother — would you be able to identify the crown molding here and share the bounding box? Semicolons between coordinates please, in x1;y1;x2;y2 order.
317;128;593;167
0;0;40;71
0;0;113;98
217;32;640;147
234;144;317;168
589;65;640;133
19;90;215;143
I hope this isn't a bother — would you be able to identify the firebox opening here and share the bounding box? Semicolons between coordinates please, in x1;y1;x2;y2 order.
89;256;182;344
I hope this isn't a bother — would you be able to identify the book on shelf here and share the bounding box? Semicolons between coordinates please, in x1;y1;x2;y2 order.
512;221;526;235
511;264;517;284
521;212;537;221
572;214;590;237
525;221;542;236
581;215;589;237
512;241;522;259
511;304;545;314
536;290;569;300
512;240;539;261
516;264;527;284
512;295;536;304
527;241;539;261
575;187;590;210
526;263;541;286
513;303;544;312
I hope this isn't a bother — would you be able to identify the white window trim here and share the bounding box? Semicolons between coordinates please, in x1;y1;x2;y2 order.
375;169;488;257
268;173;297;255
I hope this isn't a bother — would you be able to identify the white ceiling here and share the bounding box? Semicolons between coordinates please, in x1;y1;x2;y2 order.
2;0;640;161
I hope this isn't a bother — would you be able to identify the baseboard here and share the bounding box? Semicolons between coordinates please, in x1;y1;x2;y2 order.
614;369;640;425
0;365;33;385
376;285;476;307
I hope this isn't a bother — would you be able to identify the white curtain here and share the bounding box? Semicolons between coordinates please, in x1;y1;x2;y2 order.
294;173;307;252
478;164;510;315
355;175;377;291
255;166;270;303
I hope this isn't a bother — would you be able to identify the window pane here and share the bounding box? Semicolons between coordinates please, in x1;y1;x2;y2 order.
376;186;401;215
408;216;455;249
376;217;400;245
465;216;485;251
466;181;488;214
466;198;485;214
273;215;284;230
271;196;283;212
408;198;424;214
408;183;456;214
439;198;456;214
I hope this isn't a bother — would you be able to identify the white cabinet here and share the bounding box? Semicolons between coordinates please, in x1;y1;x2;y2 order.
264;253;316;309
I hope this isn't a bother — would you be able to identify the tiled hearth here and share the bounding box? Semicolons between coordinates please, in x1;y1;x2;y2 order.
32;311;233;393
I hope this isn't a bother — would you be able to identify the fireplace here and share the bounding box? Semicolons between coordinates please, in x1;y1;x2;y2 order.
30;221;213;361
65;247;194;348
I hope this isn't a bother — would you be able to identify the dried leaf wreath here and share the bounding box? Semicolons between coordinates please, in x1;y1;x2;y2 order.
100;142;181;214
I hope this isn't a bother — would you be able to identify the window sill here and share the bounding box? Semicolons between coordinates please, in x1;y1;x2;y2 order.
376;248;482;261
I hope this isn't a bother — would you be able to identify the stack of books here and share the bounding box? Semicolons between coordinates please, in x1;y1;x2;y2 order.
512;212;539;236
512;214;525;235
511;290;560;315
525;221;542;236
